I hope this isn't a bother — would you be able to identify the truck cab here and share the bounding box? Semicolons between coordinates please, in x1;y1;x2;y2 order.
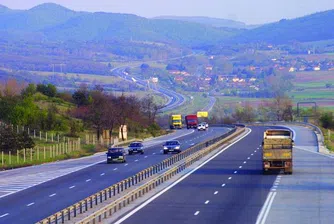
185;114;198;129
169;115;183;129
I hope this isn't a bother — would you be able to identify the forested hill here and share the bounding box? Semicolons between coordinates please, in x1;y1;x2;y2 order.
153;16;252;29
0;3;239;46
232;10;334;44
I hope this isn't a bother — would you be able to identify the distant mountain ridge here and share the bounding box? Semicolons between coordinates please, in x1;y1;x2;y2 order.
0;3;333;46
233;9;334;44
0;3;239;46
153;16;254;29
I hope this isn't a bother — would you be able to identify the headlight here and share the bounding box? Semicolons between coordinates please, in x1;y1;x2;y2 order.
107;156;111;159
175;146;180;149
164;146;168;149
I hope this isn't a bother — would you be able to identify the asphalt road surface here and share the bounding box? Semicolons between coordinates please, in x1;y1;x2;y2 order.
117;125;334;224
0;127;229;224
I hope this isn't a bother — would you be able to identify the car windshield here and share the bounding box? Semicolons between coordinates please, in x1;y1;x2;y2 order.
108;148;123;153
130;143;142;147
166;141;179;145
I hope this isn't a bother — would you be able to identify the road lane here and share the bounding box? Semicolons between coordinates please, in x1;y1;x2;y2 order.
118;126;277;224
0;127;229;224
263;125;334;224
0;129;195;198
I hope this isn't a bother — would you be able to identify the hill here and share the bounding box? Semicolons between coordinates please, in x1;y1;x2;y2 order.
0;3;240;46
153;16;253;29
233;10;334;44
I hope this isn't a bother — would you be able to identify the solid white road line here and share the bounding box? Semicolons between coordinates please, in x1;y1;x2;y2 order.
49;193;56;197
27;202;34;207
114;128;252;224
256;192;277;224
0;213;9;218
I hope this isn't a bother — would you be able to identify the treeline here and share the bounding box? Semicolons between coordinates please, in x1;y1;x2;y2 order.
71;85;163;139
0;80;163;141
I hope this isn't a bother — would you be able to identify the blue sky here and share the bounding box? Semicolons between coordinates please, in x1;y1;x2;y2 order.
0;0;333;24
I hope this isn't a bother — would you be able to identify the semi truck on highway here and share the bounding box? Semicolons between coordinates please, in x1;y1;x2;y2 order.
262;129;293;174
169;114;183;129
185;114;198;129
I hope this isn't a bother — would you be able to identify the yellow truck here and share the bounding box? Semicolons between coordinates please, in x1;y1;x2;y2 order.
262;129;294;175
169;114;183;129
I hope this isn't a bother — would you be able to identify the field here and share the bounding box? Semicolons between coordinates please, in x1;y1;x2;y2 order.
290;71;334;110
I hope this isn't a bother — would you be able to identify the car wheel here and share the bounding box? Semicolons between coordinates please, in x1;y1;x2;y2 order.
129;151;133;155
141;151;144;154
163;150;167;154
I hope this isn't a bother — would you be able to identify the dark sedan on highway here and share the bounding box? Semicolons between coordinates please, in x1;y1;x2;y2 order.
128;142;144;155
106;147;127;163
163;140;181;154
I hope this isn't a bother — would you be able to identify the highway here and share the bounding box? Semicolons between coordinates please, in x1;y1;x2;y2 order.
0;127;229;224
116;125;334;224
112;67;186;112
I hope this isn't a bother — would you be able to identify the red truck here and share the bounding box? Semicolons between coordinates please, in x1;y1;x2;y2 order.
185;114;198;129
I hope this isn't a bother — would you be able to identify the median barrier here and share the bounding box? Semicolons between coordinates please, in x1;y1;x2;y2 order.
37;126;244;224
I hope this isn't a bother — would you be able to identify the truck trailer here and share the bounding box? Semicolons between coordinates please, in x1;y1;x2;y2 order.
262;129;293;175
185;114;198;129
169;114;183;129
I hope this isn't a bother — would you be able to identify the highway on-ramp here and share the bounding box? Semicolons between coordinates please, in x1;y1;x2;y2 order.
116;125;334;224
0;127;229;224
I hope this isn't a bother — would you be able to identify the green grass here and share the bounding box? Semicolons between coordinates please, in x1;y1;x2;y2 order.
290;90;334;99
322;128;334;152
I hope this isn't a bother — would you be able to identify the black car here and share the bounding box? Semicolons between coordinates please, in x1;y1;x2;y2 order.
106;147;126;163
128;142;144;155
163;140;181;154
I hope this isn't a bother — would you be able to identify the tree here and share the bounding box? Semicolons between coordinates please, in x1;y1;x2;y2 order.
266;95;294;121
0;126;35;153
319;112;333;129
72;84;90;107
36;84;57;97
21;84;36;98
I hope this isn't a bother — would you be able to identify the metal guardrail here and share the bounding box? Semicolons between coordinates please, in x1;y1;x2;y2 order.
76;128;246;224
247;121;324;144
37;126;240;224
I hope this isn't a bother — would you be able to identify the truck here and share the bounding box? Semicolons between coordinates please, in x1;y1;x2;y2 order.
169;114;183;129
262;129;294;175
185;114;198;129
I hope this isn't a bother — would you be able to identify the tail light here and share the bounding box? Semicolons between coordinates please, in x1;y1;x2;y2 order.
264;162;270;168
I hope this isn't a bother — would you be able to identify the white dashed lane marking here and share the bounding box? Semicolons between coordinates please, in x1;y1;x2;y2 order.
0;213;9;218
100;173;105;176
113;168;118;171
69;185;75;189
234;171;238;174
228;177;232;180
124;164;128;166
135;160;139;162
214;191;218;195
27;202;34;207
49;193;56;197
205;200;210;204
194;211;200;216
239;166;242;169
